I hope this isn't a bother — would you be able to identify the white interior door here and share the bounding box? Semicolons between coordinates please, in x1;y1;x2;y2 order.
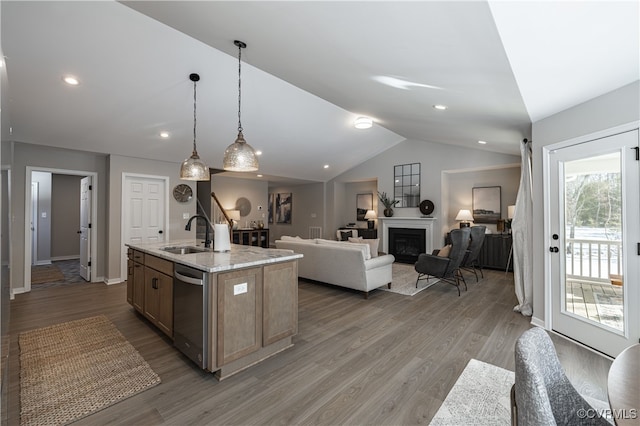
548;129;639;357
79;176;91;281
122;175;167;278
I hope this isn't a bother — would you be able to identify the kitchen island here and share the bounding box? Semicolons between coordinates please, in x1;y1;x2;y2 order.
126;240;302;380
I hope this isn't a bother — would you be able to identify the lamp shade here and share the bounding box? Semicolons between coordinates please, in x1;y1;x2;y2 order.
508;205;516;219
228;209;241;221
364;210;377;220
455;209;474;221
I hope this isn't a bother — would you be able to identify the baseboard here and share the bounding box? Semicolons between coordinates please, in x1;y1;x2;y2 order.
50;255;80;261
104;277;124;285
530;316;545;328
33;260;52;266
11;287;27;298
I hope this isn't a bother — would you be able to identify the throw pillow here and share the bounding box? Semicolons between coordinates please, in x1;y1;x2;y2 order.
348;237;380;258
437;244;452;257
339;230;354;241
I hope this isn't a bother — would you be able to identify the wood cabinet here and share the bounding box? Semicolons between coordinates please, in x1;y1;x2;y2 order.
217;267;263;365
263;261;298;345
144;265;174;337
127;249;145;313
232;229;269;248
127;249;173;337
478;234;513;271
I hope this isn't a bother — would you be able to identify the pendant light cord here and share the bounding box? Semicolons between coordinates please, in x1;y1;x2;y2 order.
237;43;243;133
193;79;198;153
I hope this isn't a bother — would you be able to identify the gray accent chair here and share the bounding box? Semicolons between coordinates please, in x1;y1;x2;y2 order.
414;227;471;296
460;225;486;282
512;327;611;425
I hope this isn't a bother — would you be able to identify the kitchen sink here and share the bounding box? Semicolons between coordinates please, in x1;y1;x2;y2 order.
160;246;208;255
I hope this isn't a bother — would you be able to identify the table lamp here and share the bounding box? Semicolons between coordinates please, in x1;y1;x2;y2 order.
364;210;377;229
455;209;474;228
228;209;241;230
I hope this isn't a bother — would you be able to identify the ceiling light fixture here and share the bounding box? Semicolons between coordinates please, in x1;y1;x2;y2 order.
160;131;170;138
179;73;210;181
478;140;487;145
433;104;448;110
354;116;373;129
323;165;330;169
223;40;259;172
63;76;79;86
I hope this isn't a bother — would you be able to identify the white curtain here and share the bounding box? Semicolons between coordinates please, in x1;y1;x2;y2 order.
512;139;533;316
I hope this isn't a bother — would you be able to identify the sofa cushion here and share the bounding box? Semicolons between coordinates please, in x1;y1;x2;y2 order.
316;238;371;260
280;235;313;242
348;237;380;258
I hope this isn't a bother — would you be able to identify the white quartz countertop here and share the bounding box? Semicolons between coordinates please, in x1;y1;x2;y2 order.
126;239;303;273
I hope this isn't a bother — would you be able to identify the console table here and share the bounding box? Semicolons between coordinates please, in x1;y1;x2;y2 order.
479;234;513;271
338;228;377;239
232;229;269;248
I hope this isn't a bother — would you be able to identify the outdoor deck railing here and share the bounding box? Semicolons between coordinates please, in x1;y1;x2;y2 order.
566;238;622;283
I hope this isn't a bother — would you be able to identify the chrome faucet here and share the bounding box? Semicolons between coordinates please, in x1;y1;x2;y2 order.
185;215;212;248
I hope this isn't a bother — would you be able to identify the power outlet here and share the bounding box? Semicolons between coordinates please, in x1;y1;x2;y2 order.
234;282;248;295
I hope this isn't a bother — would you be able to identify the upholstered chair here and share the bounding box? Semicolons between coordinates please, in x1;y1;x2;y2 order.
414;227;471;296
512;327;611;425
461;225;486;282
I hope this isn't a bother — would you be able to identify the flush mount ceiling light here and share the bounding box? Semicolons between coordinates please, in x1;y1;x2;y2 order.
223;40;259;172
179;73;210;181
159;131;170;138
354;116;373;129
478;140;488;145
63;75;79;86
433;104;448;110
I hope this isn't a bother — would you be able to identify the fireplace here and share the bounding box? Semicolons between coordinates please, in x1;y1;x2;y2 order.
379;217;435;263
388;228;426;264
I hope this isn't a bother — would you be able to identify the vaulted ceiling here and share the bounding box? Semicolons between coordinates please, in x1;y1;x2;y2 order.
1;1;638;182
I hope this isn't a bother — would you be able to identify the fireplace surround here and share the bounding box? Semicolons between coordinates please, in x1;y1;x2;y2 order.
379;217;435;263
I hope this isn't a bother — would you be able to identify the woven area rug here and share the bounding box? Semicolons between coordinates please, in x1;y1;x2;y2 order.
30;264;65;285
430;359;514;425
379;262;440;296
19;315;161;425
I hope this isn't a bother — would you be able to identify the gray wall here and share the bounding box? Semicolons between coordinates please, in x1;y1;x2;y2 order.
531;80;640;325
268;182;325;242
329;138;522;250
210;175;268;227
51;174;82;259
107;154;196;282
31;171;51;264
9;142;108;291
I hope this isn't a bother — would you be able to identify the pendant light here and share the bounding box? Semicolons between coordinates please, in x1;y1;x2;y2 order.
180;73;210;181
223;40;259;172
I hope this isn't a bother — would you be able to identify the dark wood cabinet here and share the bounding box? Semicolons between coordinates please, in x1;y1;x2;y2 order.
232;229;269;248
478;234;512;271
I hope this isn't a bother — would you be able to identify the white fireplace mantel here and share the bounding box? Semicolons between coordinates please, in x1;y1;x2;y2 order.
378;217;436;255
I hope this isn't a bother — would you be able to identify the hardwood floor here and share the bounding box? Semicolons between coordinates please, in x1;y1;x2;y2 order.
7;269;612;425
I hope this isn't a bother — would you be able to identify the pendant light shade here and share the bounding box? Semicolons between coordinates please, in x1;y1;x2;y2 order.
223;40;259;172
180;73;210;181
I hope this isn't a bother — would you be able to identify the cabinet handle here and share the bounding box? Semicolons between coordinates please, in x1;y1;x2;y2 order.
152;277;159;289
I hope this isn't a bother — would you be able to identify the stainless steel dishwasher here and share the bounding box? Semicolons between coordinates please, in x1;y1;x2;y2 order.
174;264;209;370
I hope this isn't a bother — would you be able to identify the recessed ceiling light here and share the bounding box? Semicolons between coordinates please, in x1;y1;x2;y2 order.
159;131;170;138
323;164;330;169
433;104;448;110
63;75;79;86
354;116;373;129
478;140;487;145
257;174;263;178
255;150;262;156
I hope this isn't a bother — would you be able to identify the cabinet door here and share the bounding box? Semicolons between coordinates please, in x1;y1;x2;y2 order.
132;261;145;313
127;259;134;305
217;267;262;365
263;261;298;346
144;266;173;337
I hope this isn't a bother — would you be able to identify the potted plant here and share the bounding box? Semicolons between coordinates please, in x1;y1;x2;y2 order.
378;191;399;217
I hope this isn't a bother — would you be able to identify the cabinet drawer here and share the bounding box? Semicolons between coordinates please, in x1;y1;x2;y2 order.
130;249;144;263
145;254;174;276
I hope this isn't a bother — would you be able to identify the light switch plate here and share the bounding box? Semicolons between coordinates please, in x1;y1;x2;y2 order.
183;213;190;219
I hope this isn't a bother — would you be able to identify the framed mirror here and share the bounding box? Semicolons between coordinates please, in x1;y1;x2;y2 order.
394;163;420;207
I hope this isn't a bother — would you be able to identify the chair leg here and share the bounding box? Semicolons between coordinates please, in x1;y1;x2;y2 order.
456;269;467;292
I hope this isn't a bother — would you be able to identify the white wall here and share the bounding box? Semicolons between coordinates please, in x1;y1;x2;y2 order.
531;80;640;326
269;182;325;243
210;175;268;227
31;171;51;264
330;138;522;250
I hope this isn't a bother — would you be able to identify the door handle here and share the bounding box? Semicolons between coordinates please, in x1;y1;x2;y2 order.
549;247;559;253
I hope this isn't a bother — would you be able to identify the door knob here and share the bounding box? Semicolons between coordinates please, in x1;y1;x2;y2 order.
549;247;559;253
552;234;559;240
158;230;163;234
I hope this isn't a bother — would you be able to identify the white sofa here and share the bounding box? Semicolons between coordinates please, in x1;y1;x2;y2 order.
274;237;395;298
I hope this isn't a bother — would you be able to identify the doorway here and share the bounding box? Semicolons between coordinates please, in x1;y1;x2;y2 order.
546;129;639;357
24;167;98;292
